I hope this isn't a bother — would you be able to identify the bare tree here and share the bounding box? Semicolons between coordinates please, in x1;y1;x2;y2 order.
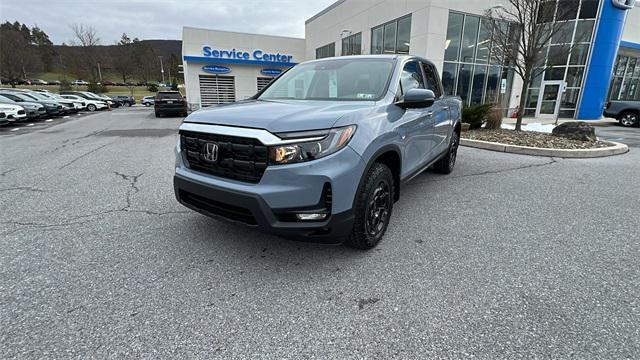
113;33;136;84
69;23;101;81
485;0;579;130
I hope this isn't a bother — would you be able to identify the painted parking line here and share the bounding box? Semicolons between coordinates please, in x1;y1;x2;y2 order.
10;128;20;131
63;116;70;119
26;123;35;127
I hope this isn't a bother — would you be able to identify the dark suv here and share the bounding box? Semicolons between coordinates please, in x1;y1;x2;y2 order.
111;95;136;107
154;91;187;117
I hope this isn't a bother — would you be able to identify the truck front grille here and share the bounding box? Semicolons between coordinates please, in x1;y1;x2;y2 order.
180;130;268;183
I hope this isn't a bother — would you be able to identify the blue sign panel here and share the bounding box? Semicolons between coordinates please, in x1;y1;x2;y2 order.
198;46;295;66
202;65;231;74
260;68;283;77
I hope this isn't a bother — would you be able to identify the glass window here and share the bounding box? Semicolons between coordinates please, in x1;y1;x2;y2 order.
557;0;579;20
371;26;383;54
609;76;623;100
527;88;540;108
316;43;335;59
545;67;566;80
485;66;501;104
476;19;492;63
457;63;473;102
570;44;589;65
383;22;397;53
342;32;362;56
445;13;464;61
625;58;637;77
547;45;569;66
442;62;458;95
399;61;425;96
538;1;556;23
579;0;599;19
561;88;580;108
574;20;594;43
396;16;411;54
259;58;395;101
566;66;584;87
490;21;508;65
471;65;487;105
615;56;628;76
422;62;442;98
460;15;479;63
531;68;544;88
552;21;574;44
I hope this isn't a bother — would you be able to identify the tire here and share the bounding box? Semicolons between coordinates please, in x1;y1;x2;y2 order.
433;130;460;174
126;102;132;107
144;103;151;107
155;112;161;118
618;111;639;127
87;104;96;112
346;163;394;250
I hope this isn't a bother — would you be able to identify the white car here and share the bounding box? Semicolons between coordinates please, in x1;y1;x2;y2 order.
59;94;107;112
0;103;28;122
72;80;89;86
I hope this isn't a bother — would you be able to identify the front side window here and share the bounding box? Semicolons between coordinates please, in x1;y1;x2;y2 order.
399;61;425;96
259;58;394;101
422;63;442;98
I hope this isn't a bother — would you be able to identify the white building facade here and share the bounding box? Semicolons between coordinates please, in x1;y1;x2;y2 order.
182;0;640;119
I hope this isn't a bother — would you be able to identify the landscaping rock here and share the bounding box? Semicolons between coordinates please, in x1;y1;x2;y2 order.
552;122;597;142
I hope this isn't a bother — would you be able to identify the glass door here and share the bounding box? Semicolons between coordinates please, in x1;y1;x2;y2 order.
536;81;563;119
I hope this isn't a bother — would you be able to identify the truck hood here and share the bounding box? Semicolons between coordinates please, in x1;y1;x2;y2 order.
184;99;374;133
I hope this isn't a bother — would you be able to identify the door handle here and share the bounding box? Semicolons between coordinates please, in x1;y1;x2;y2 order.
442;107;449;110
426;111;434;117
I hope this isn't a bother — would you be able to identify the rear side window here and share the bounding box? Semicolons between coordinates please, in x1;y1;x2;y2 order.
399;61;425;96
157;92;182;99
421;62;442;98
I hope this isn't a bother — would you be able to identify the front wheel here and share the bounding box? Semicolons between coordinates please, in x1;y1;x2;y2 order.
144;103;151;107
619;111;639;127
87;104;96;112
346;163;394;250
126;102;132;107
433;130;460;174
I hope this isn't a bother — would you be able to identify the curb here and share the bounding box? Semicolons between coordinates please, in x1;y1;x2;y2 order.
460;138;629;158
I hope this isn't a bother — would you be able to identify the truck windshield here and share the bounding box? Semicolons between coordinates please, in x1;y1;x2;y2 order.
259;58;394;101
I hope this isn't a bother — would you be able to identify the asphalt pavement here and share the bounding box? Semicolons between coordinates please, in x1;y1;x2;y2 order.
1;108;639;358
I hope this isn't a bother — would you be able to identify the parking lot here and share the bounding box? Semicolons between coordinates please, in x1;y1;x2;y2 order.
1;108;639;358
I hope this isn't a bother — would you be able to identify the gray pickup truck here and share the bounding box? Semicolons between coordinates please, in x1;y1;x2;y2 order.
604;100;640;127
174;55;462;249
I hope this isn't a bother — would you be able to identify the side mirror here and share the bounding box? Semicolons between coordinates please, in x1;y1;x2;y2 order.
397;88;436;109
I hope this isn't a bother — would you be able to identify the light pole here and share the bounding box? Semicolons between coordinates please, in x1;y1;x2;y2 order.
158;56;165;85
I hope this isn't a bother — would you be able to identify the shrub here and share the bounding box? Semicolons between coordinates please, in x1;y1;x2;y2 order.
171;82;178;91
147;83;159;93
485;106;504;130
88;82;108;94
59;79;72;92
462;103;494;129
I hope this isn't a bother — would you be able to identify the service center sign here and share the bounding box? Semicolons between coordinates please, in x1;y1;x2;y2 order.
202;46;294;64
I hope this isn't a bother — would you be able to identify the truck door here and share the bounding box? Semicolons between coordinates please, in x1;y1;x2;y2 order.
421;62;451;156
396;61;434;177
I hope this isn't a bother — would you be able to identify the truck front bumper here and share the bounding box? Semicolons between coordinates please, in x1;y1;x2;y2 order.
173;144;366;243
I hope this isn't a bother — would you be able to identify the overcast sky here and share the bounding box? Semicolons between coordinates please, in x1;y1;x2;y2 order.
1;0;336;44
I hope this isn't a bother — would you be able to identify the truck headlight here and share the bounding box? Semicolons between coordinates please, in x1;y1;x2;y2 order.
269;125;356;165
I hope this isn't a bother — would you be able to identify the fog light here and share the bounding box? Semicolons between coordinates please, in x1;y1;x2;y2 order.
295;213;328;221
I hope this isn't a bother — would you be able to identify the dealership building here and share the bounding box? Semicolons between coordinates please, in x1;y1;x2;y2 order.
182;0;639;120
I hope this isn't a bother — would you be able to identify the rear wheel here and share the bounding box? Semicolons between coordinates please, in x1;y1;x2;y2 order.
126;102;132;107
619;111;639;127
433;130;460;174
346;163;394;250
87;104;96;112
144;103;151;107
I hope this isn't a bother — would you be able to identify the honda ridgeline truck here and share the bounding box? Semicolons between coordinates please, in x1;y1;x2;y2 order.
174;55;462;249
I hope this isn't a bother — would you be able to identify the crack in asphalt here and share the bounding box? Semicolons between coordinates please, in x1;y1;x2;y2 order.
1;168;16;177
407;157;559;187
0;186;45;193
58;143;111;170
47;129;110;154
1;171;189;236
113;171;143;211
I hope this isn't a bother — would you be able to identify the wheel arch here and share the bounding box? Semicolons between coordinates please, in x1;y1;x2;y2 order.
355;145;402;205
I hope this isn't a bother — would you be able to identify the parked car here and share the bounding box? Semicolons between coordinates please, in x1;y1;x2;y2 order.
60;91;115;108
47;80;61;85
173;55;462;249
154;91;187;117
110;95;135;106
24;91;79;114
93;93;119;107
0;93;47;120
604;100;640;127
59;94;107;111
0;91;64;117
0;112;8;126
72;80;89;86
30;79;48;85
141;96;155;106
102;80;115;86
0;103;28;122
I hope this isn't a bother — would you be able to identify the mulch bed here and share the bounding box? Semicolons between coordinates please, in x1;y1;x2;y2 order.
462;129;612;150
